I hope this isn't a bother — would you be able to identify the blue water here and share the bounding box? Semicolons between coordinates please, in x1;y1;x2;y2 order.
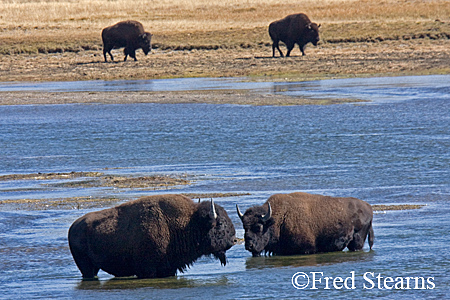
0;75;449;299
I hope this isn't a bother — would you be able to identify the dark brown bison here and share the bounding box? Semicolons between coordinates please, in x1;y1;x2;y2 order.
236;192;374;257
269;13;320;57
68;194;236;279
101;20;152;62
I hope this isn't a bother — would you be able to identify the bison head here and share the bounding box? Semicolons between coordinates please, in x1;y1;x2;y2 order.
139;32;152;55
305;23;321;46
236;202;274;257
197;199;236;265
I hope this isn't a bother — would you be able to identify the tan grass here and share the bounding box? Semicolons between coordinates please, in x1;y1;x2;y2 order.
1;0;449;32
1;0;449;54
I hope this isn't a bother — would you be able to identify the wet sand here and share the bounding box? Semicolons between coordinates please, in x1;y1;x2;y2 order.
0;90;364;106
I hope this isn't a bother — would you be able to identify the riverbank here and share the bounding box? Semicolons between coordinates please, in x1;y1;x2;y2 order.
1;0;449;84
1;36;449;83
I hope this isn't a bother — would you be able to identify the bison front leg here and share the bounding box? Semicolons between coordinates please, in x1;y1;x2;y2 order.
299;44;306;56
123;47;137;61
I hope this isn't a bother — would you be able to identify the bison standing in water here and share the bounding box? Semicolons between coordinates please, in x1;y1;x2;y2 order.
68;194;236;279
236;192;374;257
269;13;320;57
101;20;152;62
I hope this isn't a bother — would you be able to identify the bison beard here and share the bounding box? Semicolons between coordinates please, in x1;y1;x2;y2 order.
68;195;236;279
237;192;374;257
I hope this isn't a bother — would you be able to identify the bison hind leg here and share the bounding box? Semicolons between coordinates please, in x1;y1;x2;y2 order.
272;41;284;57
72;254;100;279
103;47;114;62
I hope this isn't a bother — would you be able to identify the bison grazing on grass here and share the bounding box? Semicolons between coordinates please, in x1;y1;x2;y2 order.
68;194;236;279
269;13;320;57
102;20;152;62
236;192;374;257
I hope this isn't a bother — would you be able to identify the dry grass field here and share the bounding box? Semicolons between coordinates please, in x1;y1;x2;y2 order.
0;0;449;82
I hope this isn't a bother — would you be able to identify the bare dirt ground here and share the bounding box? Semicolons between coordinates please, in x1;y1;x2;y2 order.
1;38;449;83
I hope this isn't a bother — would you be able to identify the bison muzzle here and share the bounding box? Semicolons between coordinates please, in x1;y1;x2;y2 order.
236;192;374;257
101;20;152;62
68;194;236;279
269;13;320;57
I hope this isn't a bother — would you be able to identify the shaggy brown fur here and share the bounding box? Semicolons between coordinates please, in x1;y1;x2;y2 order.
68;194;236;279
102;20;152;62
269;13;320;57
237;192;374;257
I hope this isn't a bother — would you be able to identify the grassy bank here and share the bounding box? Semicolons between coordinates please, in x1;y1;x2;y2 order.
1;0;449;54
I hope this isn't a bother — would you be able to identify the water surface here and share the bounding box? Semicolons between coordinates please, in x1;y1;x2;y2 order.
0;75;449;299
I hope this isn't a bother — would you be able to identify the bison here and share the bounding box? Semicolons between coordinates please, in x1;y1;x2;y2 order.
269;13;320;57
68;194;236;279
236;192;374;257
101;20;152;62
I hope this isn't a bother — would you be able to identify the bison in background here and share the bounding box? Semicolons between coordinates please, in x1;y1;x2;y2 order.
269;13;320;57
68;194;236;279
236;192;374;257
102;20;152;62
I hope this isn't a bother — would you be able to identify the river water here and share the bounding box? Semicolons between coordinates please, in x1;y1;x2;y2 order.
0;75;449;299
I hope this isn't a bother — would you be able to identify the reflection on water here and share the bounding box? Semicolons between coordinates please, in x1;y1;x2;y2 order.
245;250;375;270
0;75;449;299
76;275;232;290
1;75;449;104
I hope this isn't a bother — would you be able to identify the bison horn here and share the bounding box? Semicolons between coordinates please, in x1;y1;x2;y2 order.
236;204;244;221
210;198;217;220
261;202;272;222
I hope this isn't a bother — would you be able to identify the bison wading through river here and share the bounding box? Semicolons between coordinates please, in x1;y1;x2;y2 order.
236;192;374;257
68;194;236;279
101;20;152;62
269;13;320;57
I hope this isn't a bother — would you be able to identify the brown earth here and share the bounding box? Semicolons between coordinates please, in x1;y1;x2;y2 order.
1;36;449;83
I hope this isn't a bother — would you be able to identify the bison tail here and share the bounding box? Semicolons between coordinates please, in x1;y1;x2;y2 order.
368;222;374;250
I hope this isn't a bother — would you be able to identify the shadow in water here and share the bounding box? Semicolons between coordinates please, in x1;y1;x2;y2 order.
76;274;232;290
245;250;375;270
